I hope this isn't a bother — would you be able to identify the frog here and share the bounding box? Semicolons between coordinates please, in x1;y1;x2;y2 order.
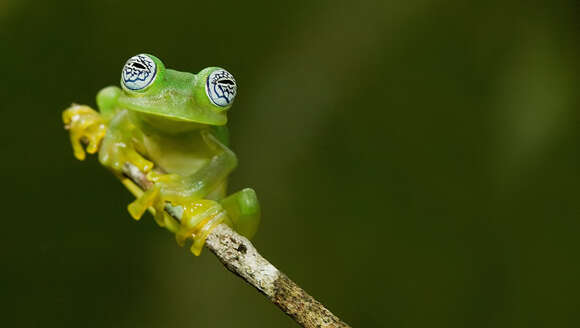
62;53;260;255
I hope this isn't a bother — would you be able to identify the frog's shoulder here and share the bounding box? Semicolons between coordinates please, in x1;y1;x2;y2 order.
96;86;122;121
210;125;230;147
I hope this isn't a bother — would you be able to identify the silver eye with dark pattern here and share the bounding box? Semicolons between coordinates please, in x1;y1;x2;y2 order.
205;69;237;107
122;54;157;91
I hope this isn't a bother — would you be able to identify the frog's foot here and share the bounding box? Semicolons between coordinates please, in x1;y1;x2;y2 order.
144;172;231;255
62;104;106;160
124;182;178;228
173;199;230;256
220;188;261;239
98;135;153;174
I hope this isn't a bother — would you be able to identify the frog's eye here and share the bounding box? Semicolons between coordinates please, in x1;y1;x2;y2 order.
205;69;237;107
121;54;158;91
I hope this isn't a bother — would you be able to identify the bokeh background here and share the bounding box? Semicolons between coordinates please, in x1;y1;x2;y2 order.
1;0;579;327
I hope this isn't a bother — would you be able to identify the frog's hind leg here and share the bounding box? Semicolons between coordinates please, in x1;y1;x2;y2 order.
220;188;261;239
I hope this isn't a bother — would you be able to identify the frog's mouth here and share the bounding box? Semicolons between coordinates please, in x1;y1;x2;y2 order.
118;91;227;126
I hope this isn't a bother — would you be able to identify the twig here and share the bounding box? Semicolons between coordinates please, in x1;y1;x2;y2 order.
122;163;351;328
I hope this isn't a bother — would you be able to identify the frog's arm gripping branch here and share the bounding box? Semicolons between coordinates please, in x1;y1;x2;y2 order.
123;165;351;328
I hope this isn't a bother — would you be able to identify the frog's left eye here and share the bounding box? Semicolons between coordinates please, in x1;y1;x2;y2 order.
122;54;158;91
205;69;237;107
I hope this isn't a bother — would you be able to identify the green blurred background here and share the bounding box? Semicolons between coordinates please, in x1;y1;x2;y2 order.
1;0;579;327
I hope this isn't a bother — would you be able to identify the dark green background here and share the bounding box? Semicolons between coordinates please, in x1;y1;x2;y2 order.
1;0;579;327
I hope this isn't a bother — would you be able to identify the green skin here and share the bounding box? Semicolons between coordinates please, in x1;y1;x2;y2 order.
66;54;260;251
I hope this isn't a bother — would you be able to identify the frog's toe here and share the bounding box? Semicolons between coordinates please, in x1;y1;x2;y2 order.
127;186;159;220
174;199;229;256
126;150;153;173
85;124;107;154
69;133;87;161
62;104;85;126
99;144;152;174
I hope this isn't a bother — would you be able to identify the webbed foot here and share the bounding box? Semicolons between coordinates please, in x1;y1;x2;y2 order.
98;131;153;174
128;173;230;256
175;199;230;256
62;104;106;160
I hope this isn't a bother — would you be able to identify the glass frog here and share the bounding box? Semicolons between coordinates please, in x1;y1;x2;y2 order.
62;54;260;255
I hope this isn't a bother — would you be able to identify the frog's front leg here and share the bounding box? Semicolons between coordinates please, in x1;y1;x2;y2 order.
98;109;153;174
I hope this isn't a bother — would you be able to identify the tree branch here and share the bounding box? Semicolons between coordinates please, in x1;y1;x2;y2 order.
122;163;351;328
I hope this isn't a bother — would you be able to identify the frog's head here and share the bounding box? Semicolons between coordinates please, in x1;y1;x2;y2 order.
117;54;236;126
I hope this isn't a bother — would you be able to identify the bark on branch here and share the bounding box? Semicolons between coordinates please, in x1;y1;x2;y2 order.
122;163;351;328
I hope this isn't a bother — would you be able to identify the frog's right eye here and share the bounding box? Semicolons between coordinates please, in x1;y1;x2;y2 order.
121;54;158;91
